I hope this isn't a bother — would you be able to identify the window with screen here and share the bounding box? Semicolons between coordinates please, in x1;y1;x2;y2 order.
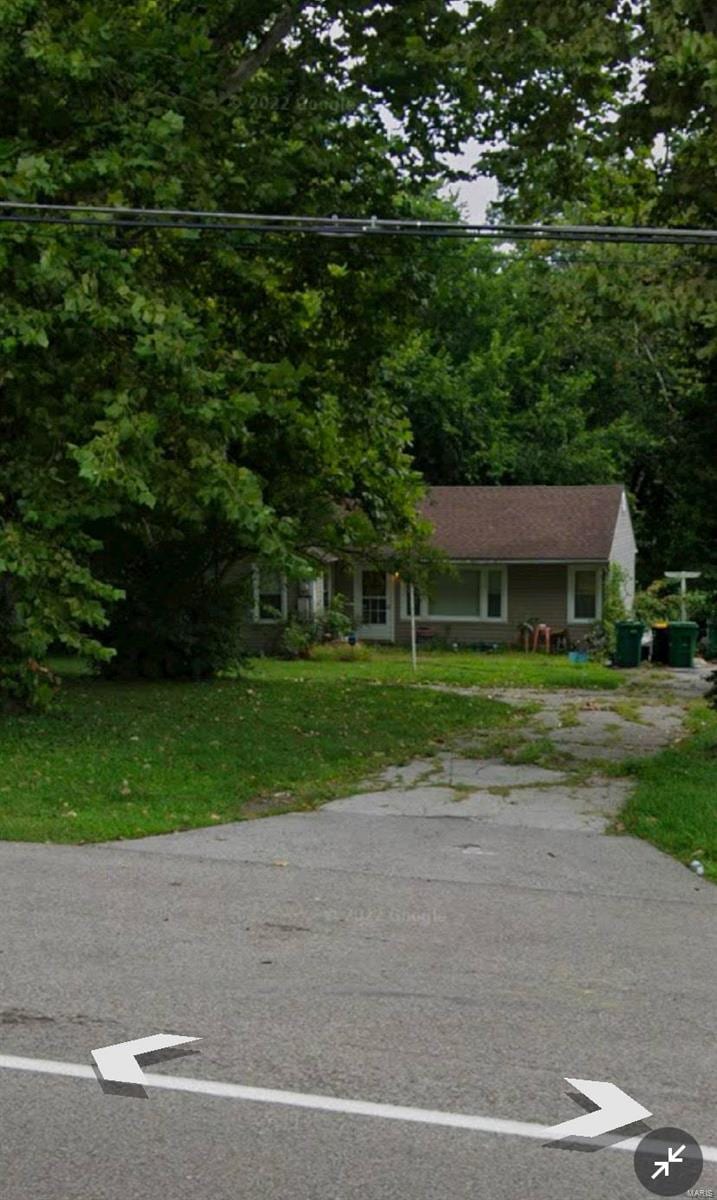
361;571;387;625
573;570;597;619
255;568;285;621
403;567;506;621
486;569;503;618
428;569;481;617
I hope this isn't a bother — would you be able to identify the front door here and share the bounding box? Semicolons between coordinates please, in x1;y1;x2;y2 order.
354;568;394;641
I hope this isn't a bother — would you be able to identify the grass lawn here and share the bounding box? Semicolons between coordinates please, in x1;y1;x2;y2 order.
620;702;717;882
0;673;514;843
251;644;621;690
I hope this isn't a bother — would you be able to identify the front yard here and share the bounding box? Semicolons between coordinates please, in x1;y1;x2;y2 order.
0;671;513;843
621;702;717;882
1;649;711;874
252;645;620;690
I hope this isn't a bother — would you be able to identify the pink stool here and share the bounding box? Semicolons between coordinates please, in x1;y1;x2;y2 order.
532;623;551;652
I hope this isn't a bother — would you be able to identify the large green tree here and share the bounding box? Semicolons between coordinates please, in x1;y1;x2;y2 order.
0;1;474;699
380;234;707;580
458;0;717;576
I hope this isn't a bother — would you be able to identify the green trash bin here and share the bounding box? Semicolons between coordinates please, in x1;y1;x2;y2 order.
706;619;717;661
615;620;644;668
668;621;699;668
651;623;670;664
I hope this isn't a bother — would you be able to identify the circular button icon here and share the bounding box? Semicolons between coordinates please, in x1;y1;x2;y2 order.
633;1126;703;1196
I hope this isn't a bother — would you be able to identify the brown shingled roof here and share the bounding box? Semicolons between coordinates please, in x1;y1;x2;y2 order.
419;485;625;561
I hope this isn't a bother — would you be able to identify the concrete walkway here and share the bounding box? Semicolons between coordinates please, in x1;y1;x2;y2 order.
325;666;711;836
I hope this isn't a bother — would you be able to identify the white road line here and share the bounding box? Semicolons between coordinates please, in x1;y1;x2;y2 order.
1;1053;716;1163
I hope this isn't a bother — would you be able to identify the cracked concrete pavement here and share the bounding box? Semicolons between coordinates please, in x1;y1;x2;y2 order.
325;666;710;834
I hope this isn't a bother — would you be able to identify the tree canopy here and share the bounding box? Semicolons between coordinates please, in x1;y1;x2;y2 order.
1;0;715;702
458;0;717;578
381;234;712;580
0;1;473;697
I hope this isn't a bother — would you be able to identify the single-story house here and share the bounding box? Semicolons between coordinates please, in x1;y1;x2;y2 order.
244;484;636;652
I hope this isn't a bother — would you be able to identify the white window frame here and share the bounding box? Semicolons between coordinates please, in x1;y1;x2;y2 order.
567;564;603;624
400;564;508;623
352;567;395;640
321;568;332;613
307;569;331;616
252;566;288;624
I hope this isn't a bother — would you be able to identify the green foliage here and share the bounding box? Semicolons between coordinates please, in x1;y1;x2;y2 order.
254;646;621;690
634;581;681;625
0;672;510;841
310;641;373;663
98;532;248;680
281;618;315;661
684;590;717;626
633;579;711;626
0;657;60;712
0;522;119;707
0;0;484;705
382;235;711;583
604;564;629;623
596;563;630;656
2;0;715;711
455;0;717;579
621;703;717;880
281;593;352;659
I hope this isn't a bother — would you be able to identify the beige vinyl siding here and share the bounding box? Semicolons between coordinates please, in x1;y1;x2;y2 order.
508;563;569;631
241;574;299;655
241;621;286;654
608;491;637;608
242;559;614;653
240;563;351;655
393;564;603;646
221;561;273;654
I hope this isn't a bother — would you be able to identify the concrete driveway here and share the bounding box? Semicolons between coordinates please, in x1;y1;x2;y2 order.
1;668;715;1200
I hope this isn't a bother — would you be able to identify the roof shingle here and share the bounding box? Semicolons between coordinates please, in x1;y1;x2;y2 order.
419;485;625;561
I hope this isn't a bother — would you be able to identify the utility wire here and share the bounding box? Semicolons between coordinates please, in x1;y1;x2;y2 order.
0;202;716;245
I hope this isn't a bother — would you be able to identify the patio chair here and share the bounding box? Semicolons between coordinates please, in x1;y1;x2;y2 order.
551;628;569;652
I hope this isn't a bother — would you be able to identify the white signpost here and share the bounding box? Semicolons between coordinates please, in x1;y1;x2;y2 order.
664;571;701;621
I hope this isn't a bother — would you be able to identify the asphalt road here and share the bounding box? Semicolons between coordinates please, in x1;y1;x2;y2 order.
1;789;715;1200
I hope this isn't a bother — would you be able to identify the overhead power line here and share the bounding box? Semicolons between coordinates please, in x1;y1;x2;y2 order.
0;201;716;245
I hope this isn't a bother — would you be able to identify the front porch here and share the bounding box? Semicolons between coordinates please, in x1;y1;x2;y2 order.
244;559;606;654
331;562;605;649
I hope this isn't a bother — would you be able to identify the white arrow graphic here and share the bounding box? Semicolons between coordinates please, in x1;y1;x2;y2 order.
652;1144;685;1180
549;1078;652;1140
4;1052;717;1166
91;1034;201;1087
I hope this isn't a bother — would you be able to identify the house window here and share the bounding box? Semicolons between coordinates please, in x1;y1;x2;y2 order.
309;570;330;615
431;569;481;617
253;567;287;623
568;566;602;623
486;569;503;618
405;584;422;617
401;566;507;622
361;570;387;625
